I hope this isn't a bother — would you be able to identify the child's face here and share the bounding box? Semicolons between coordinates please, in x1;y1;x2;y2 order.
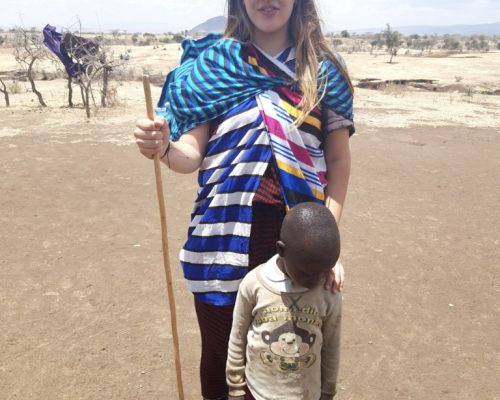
280;255;331;289
243;0;295;37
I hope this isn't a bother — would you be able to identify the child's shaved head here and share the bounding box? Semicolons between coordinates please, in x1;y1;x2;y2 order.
278;203;340;287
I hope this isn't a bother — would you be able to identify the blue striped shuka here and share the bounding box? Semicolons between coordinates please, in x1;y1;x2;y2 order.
157;35;354;306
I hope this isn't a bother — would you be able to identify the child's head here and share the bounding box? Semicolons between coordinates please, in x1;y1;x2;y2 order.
277;202;340;288
224;0;353;126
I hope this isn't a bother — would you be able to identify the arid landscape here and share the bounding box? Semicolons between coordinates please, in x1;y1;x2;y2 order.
1;33;499;400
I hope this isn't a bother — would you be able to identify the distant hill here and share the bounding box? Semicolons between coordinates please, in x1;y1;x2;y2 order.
349;21;500;36
190;16;226;34
189;18;500;36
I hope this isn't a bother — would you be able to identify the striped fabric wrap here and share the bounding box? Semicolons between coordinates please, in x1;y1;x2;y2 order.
159;35;354;306
157;34;353;140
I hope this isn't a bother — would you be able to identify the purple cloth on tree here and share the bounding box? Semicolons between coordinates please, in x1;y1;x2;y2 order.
43;24;99;78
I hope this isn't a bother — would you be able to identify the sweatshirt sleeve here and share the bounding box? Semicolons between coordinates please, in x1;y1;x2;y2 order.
321;293;343;398
226;274;256;397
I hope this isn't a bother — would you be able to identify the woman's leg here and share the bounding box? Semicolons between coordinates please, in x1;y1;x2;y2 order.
248;202;286;269
194;298;234;400
245;386;257;400
194;203;284;399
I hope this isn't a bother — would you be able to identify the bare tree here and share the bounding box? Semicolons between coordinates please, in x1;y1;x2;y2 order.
45;50;76;108
62;32;125;117
0;78;10;107
13;26;47;106
383;24;402;63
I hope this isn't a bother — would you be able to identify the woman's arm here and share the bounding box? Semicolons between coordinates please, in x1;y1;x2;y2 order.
134;116;209;174
324;127;351;293
324;127;351;224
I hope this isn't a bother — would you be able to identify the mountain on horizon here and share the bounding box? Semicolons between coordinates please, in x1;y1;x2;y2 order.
189;16;226;34
348;21;500;36
189;16;500;36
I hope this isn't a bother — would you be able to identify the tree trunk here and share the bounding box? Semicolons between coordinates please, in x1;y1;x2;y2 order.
101;66;109;107
0;78;10;107
84;86;91;118
28;58;47;107
389;50;395;63
89;83;97;108
67;75;74;108
79;83;86;105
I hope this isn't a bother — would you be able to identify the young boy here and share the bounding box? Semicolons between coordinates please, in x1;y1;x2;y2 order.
226;202;343;400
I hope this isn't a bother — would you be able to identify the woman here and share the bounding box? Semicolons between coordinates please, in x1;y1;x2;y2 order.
134;1;354;398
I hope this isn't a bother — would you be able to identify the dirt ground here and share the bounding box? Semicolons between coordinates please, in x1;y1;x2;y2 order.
1;48;500;399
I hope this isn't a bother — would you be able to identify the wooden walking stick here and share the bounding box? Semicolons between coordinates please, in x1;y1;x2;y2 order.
142;75;185;400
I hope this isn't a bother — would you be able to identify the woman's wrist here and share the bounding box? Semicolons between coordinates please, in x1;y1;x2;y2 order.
160;141;172;167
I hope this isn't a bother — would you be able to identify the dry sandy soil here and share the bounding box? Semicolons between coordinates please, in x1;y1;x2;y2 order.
1;45;499;399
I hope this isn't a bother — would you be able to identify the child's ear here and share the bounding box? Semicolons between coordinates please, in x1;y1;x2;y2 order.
276;240;285;257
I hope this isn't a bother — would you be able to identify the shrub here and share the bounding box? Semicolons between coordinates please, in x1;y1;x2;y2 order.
173;34;184;43
9;80;23;94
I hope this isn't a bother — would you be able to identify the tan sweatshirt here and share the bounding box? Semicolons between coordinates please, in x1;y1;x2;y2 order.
226;255;342;400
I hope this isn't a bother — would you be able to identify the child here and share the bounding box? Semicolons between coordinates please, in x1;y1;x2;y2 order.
226;202;342;400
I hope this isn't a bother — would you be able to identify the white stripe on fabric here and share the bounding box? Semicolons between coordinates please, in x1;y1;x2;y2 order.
185;278;242;293
181;249;248;267
202;181;251;210
192;221;251;237
305;145;323;157
191;192;256;225
230;161;269;178
202;127;268;172
204;158;267;186
300;131;322;150
212;107;261;140
210;191;256;207
204;155;268;186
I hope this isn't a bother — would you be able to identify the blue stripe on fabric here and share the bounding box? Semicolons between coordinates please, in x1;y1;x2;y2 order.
199;146;270;184
194;172;262;206
272;146;298;165
217;174;263;194
194;291;238;306
272;140;295;158
210;61;242;90
305;145;323;156
201;139;271;180
226;96;258;117
182;262;248;281
275;108;293;122
193;63;220;97
205;123;259;158
193;204;252;222
277;47;292;63
280;170;316;198
302;169;322;185
184;235;249;254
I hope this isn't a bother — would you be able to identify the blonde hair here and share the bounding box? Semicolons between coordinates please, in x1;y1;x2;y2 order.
224;0;354;126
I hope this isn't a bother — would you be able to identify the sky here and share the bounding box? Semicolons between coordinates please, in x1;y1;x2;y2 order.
2;0;500;33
